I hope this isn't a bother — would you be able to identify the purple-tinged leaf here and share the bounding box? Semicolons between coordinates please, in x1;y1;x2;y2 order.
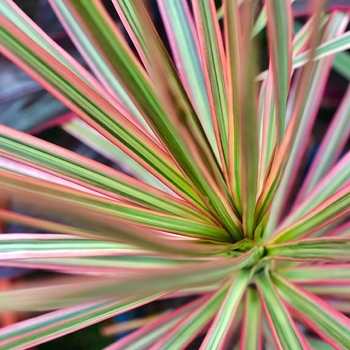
0;10;205;210
258;0;332;241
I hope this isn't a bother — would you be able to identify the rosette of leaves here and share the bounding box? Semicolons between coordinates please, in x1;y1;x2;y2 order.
0;0;350;349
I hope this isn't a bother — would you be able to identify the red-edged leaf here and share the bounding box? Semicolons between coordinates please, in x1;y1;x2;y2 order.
273;273;350;349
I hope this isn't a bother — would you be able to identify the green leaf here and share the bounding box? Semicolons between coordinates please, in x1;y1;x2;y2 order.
262;10;345;242
0;125;209;222
192;0;229;170
273;274;350;349
113;0;222;168
62;118;169;191
276;264;350;283
0;248;261;310
265;0;293;140
226;0;259;237
303;284;350;299
0;205;230;258
307;338;334;350
284;152;350;227
0;168;228;241
333;51;350;79
151;284;229;349
297;104;350;202
61;0;243;238
200;270;251;349
293;30;350;69
157;0;212;129
272;186;350;243
257;74;277;195
0;294;163;350
0;234;137;259
0;12;205;210
266;237;350;262
256;271;309;349
252;1;297;39
108;296;205;350
48;0;154;135
240;287;262;350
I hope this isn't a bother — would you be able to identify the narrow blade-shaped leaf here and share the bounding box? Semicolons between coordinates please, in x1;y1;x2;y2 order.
297;86;350;201
265;0;293;141
266;237;350;262
192;0;229;170
151;284;229;350
48;0;153;135
200;270;251;349
157;0;223;169
240;286;262;350
106;296;205;350
226;0;259;237
273;274;350;348
259;1;331;241
0;294;163;350
282;151;350;228
0;12;204;209
0;248;260;310
0;124;209;222
0;168;228;241
276;264;350;283
272;185;350;243
60;0;244;237
256;271;310;349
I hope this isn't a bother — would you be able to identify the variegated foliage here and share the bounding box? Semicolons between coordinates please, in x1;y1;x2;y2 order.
0;0;349;349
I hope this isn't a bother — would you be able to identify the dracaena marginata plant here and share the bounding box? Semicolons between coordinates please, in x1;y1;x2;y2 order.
0;0;350;348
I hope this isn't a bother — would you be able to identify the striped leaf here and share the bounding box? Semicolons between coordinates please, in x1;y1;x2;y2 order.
265;0;293;141
273;274;350;349
272;185;350;243
105;297;205;350
276;264;350;283
0;168;228;241
240;287;262;350
156;0;221;165
0;294;163;350
0;249;260;310
151;284;229;349
297;88;350;201
261;9;346;241
226;0;259;237
200;270;251;349
256;270;310;349
266;237;350;262
0;124;208;222
0;11;204;209
191;0;229;170
283;151;350;227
